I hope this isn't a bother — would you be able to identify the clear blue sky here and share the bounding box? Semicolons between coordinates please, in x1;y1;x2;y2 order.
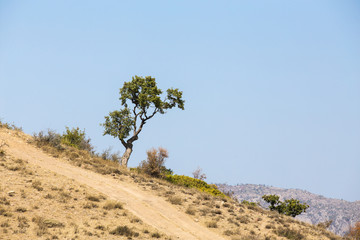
1;1;359;201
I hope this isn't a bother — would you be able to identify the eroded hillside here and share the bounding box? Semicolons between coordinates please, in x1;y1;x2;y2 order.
0;126;345;240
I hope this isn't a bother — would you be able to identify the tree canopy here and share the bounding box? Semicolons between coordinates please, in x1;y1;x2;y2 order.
102;75;184;167
262;194;309;217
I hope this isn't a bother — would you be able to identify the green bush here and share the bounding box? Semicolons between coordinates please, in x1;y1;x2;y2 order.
262;194;309;217
33;127;93;152
61;127;93;152
165;175;225;197
241;200;259;207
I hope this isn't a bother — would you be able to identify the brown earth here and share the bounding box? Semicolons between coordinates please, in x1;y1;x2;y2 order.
0;127;346;240
0;129;225;240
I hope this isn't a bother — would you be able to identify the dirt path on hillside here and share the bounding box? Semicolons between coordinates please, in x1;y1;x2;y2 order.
0;130;225;240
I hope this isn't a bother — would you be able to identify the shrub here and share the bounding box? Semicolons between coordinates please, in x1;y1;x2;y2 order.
262;195;309;217
185;207;196;215
138;147;172;178
206;221;218;228
166;175;226;197
87;195;102;202
16;207;27;212
0;120;22;131
151;232;161;238
223;230;233;236
192;166;207;180
168;196;183;205
32;180;43;191
274;227;304;240
33;129;63;150
346;221;360;239
0;141;7;156
317;220;333;229
241;200;258;207
61;127;93;152
0;197;10;205
110;226;139;237
103;200;123;210
99;147;121;162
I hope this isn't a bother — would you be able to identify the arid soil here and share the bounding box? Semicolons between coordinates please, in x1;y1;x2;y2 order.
0;129;225;240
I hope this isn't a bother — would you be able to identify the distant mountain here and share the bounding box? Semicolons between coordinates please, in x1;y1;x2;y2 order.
216;183;360;236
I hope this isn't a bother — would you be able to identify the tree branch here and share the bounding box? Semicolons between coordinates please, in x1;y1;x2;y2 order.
133;105;140;135
119;138;127;148
144;108;158;121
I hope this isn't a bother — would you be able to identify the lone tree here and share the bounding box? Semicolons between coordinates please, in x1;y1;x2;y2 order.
102;76;184;167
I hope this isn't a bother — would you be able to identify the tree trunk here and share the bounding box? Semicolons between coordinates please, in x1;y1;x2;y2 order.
121;146;133;167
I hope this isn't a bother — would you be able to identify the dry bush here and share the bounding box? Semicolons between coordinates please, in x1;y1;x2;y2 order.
0;141;7;156
99;147;121;162
17;216;29;232
33;129;63;150
151;232;161;238
87;194;105;202
110;226;139;237
237;215;250;224
31;217;62;237
168;196;182;205
223;229;233;236
346;221;360;239
192;166;207;180
83;202;99;209
15;207;27;212
103;200;123;210
206;221;218;228
32;180;43;191
138;147;170;178
185;206;196;215
0;120;22;131
274;227;304;240
317;220;333;229
0;197;10;205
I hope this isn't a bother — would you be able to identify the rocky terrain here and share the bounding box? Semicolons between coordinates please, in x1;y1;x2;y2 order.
217;183;360;236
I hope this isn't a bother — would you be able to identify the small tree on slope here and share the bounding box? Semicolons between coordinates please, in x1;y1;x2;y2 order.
101;76;184;167
262;194;309;217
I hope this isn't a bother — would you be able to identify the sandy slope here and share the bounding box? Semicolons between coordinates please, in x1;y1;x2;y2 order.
0;130;225;240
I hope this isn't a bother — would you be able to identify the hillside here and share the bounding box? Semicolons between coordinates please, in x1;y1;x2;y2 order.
0;125;345;239
217;184;360;236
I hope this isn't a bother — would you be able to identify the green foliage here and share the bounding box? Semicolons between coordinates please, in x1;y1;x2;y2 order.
262;194;309;217
102;109;134;140
241;200;259;207
61;127;93;152
165;175;226;197
102;75;184;166
262;195;281;211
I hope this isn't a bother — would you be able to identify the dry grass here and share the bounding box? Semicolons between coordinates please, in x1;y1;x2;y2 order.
0;127;344;240
0;151;169;239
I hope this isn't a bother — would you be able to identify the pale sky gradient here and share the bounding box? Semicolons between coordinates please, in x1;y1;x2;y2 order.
1;1;359;201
